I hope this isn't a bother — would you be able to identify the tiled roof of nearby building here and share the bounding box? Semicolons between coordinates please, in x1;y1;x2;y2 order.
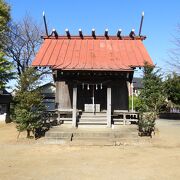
0;89;12;104
0;89;11;95
32;36;153;71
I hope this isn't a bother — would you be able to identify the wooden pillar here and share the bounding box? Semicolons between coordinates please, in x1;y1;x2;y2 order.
131;83;134;112
72;86;77;127
107;87;112;128
123;112;126;125
55;82;59;109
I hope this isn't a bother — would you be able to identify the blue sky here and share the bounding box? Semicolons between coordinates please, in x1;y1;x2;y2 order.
7;0;180;74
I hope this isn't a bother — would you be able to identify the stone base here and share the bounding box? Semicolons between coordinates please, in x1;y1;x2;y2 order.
45;124;139;145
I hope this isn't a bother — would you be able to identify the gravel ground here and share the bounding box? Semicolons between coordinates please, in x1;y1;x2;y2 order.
0;119;180;180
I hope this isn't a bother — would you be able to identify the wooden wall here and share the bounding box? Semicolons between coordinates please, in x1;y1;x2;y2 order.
111;80;129;111
55;81;72;109
55;79;129;111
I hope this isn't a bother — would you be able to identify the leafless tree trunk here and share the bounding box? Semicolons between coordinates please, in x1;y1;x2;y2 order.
167;24;180;74
5;15;44;76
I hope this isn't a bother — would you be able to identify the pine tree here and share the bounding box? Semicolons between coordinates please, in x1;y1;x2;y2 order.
0;1;13;89
137;63;166;136
0;0;11;50
138;63;166;114
14;67;45;138
0;52;13;89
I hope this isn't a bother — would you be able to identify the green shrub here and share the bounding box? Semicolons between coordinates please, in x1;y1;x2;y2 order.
138;112;156;137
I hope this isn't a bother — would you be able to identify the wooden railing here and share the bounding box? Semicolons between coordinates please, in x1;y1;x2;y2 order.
113;110;139;125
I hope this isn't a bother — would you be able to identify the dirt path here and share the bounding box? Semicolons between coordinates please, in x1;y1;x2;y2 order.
0;120;180;180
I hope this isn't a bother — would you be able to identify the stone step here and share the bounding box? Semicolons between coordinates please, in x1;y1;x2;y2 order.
45;137;141;146
44;138;71;145
51;124;74;129
44;125;139;145
70;139;115;146
45;133;137;145
59;118;72;121
46;131;128;139
73;132;114;138
81;112;107;116
78;121;107;125
80;115;106;118
62;121;73;124
80;116;107;119
44;138;115;146
79;118;107;121
45;131;73;139
77;124;108;128
113;121;125;125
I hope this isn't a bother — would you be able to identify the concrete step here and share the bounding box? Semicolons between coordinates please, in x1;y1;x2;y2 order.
46;131;128;139
45;138;115;146
79;118;107;122
59;118;72;121
63;121;73;124
78;121;107;125
80;116;107;119
80;116;106;119
81;112;107;116
44;138;71;144
72;132;114;139
45;138;141;146
58;118;72;124
113;122;125;125
113;118;125;121
45;137;142;146
77;125;108;129
70;139;115;146
77;124;108;128
45;131;73;139
44;125;139;145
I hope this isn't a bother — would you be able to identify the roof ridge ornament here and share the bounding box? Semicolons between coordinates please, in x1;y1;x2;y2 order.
43;11;49;36
104;29;109;39
52;29;58;38
42;11;146;40
117;29;122;39
92;28;96;39
79;29;83;38
65;29;71;38
139;11;145;36
129;29;136;39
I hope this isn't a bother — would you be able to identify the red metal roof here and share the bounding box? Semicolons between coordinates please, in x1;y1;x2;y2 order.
32;36;153;71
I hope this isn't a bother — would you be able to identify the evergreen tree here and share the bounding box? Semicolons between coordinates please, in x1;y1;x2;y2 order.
138;63;166;114
137;63;166;136
0;1;13;89
164;73;180;106
14;67;45;138
0;0;11;50
0;52;13;89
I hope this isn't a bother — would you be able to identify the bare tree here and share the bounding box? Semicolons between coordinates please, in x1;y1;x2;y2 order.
167;24;180;74
5;15;44;76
